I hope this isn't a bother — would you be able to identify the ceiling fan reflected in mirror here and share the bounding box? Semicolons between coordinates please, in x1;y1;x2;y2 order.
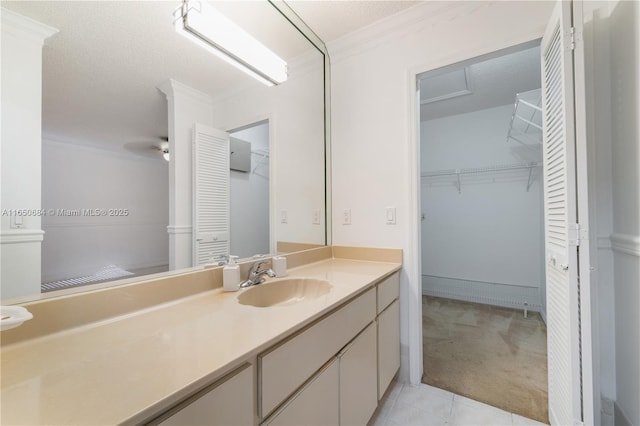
123;137;170;162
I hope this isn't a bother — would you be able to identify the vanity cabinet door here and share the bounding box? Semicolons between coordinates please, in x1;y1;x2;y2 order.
263;358;339;426
157;363;254;426
339;321;378;426
378;299;400;400
259;287;375;418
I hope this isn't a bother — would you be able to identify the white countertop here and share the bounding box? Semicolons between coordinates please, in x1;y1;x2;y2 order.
0;258;400;425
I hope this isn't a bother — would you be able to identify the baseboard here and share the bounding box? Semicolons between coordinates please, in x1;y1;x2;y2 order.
422;274;543;312
601;396;615;426
614;402;632;426
539;307;547;324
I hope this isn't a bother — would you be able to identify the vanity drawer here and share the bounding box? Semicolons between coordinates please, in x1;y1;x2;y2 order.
377;272;399;313
259;287;376;418
153;363;254;426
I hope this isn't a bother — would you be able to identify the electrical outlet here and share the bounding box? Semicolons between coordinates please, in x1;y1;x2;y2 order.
312;209;320;225
281;210;288;224
343;208;351;225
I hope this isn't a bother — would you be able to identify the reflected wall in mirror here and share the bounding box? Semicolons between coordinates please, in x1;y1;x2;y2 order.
0;1;327;302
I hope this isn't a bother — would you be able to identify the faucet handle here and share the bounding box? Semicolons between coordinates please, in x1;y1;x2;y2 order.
250;259;270;273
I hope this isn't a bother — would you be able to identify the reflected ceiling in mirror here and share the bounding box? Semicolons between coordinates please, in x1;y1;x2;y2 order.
5;1;315;148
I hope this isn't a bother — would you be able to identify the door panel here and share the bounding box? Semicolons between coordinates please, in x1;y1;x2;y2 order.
541;2;586;425
192;123;230;265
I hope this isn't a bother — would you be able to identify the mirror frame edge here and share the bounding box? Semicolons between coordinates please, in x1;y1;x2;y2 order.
269;0;332;247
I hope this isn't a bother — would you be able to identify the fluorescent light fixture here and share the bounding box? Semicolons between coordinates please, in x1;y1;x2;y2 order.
174;0;288;86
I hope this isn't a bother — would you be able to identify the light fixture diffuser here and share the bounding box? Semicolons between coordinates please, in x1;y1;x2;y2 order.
175;0;288;86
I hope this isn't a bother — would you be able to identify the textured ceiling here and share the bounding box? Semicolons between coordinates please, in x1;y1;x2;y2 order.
420;45;542;121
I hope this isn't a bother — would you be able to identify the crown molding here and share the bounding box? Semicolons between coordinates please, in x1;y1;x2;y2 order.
42;136;167;165
157;78;214;106
327;1;474;64
1;7;58;45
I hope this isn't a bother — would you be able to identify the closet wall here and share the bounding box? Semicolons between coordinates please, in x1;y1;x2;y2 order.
421;103;546;314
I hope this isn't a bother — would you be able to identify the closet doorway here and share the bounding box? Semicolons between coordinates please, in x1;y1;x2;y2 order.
418;41;548;423
228;120;271;258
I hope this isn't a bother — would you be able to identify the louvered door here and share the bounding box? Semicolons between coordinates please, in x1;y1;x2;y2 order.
193;123;230;266
541;1;589;425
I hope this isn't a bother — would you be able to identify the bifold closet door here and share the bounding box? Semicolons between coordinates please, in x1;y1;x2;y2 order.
193;123;230;266
541;1;592;425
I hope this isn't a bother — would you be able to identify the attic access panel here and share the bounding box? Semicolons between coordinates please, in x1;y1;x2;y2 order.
420;67;472;104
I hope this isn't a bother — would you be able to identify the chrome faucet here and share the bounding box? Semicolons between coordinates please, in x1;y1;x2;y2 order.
240;260;276;288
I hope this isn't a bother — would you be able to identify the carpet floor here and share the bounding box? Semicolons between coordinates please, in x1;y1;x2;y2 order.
422;296;549;424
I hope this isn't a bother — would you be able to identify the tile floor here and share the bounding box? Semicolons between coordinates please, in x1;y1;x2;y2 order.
369;381;549;426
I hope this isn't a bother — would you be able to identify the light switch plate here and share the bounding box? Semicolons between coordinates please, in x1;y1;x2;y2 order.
386;207;396;225
343;208;351;225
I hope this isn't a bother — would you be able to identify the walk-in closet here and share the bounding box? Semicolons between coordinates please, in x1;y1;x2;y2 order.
419;42;548;423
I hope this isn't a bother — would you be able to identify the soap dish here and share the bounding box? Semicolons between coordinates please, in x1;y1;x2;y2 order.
1;306;33;331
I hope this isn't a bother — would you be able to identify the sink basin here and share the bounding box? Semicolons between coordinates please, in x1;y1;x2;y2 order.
237;278;331;307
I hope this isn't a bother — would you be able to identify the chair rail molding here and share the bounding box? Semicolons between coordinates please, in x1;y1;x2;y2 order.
610;233;640;257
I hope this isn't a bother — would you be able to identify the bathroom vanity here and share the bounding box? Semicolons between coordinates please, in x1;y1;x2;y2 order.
0;247;401;425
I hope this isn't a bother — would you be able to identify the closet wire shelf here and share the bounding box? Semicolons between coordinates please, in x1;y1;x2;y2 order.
421;162;542;193
250;148;269;174
506;88;543;146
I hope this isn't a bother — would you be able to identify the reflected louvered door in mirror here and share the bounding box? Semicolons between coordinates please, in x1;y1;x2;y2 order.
193;123;230;266
541;1;591;425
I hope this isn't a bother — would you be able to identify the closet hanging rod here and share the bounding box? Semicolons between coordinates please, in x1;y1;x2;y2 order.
513;114;542;131
421;161;541;178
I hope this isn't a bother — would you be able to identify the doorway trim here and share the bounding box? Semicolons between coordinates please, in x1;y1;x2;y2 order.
405;36;553;386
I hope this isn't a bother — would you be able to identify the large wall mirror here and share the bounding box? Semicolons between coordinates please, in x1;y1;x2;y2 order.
0;1;328;302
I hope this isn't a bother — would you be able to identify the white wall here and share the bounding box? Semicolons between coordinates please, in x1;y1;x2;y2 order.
210;52;325;250
329;1;554;383
0;9;57;300
583;1;617;418
41;139;169;282
230;123;270;258
608;1;640;424
421;104;545;312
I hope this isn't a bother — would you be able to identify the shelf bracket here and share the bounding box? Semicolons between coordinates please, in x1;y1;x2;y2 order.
526;166;534;191
455;170;461;194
